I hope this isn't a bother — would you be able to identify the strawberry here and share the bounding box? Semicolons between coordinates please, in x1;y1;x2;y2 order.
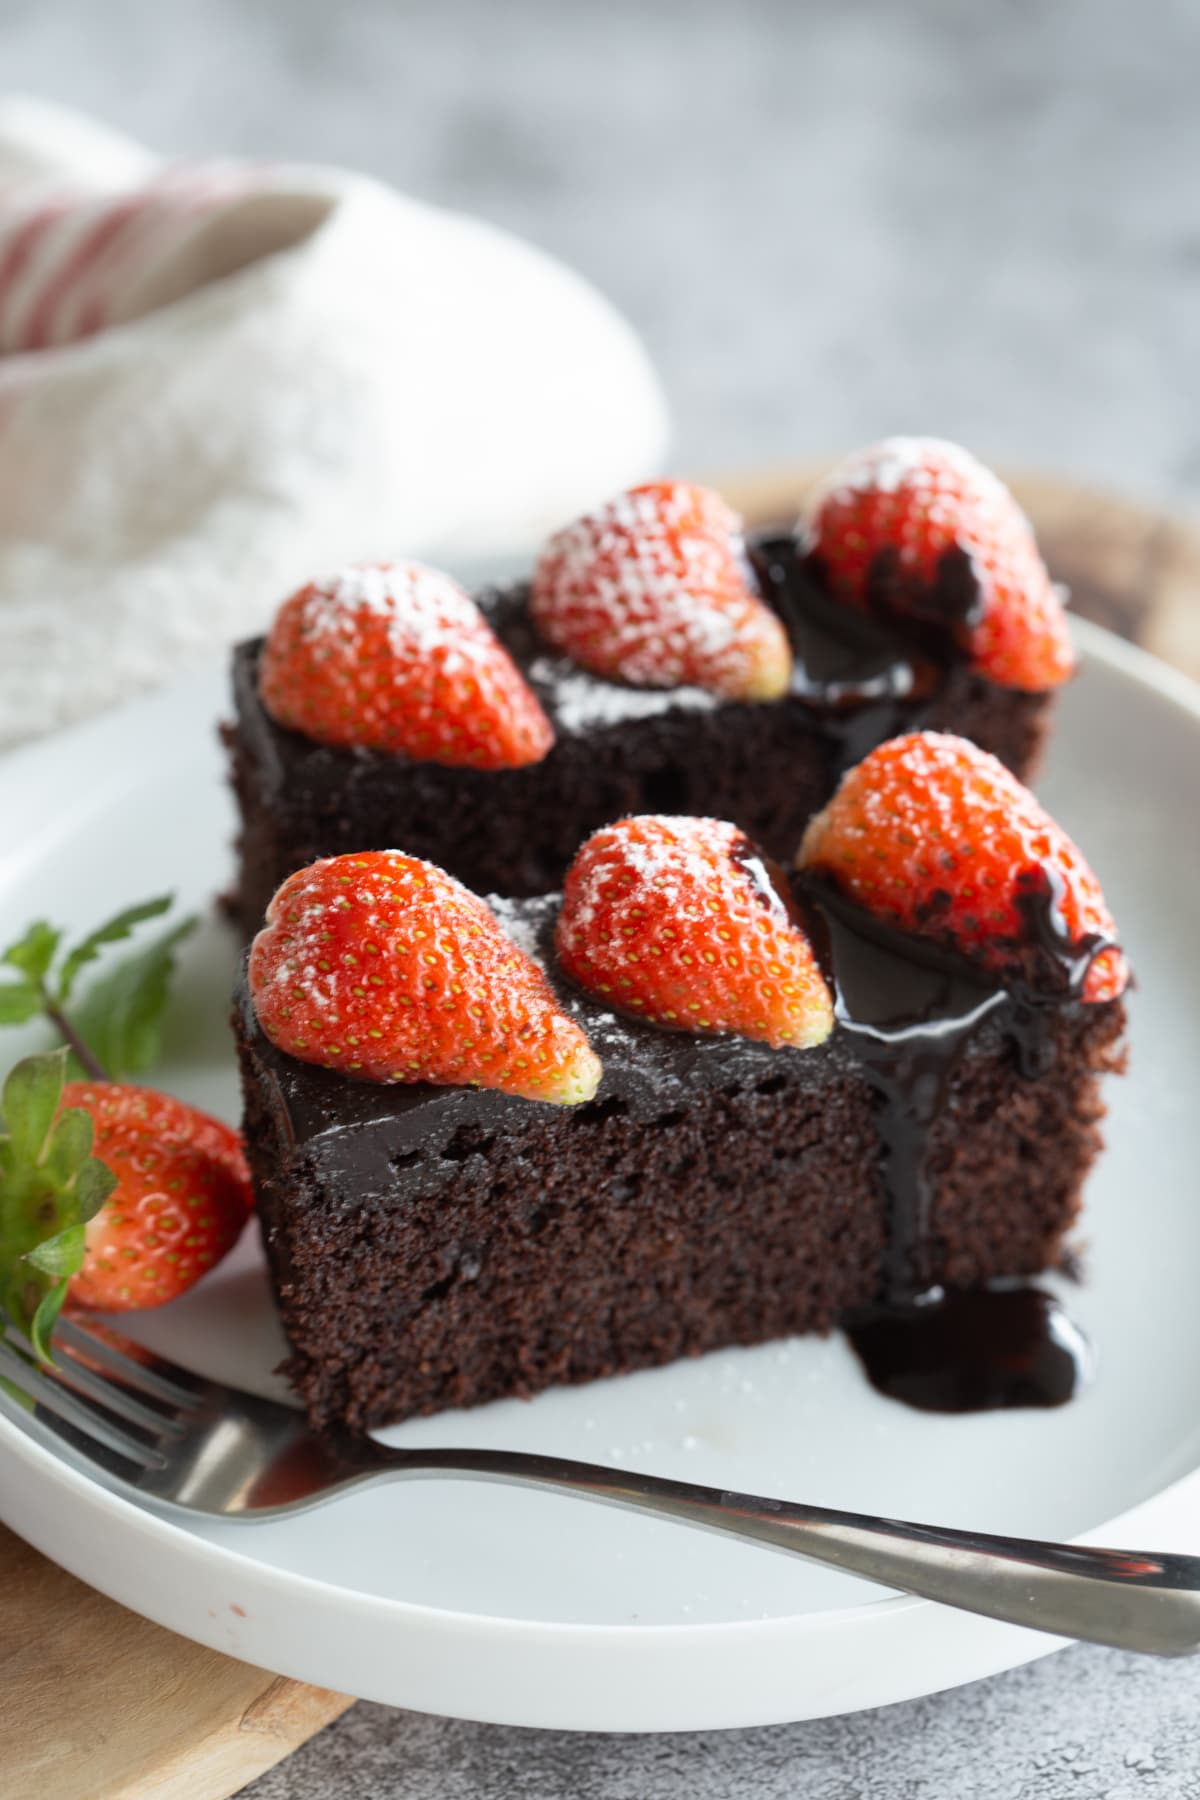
259;562;554;767
556;815;834;1048
798;732;1127;1003
250;851;602;1104
530;481;793;700
66;1082;253;1311
805;438;1075;692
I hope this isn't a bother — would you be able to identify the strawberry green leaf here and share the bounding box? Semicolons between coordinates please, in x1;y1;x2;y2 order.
1;1048;66;1164
75;1157;117;1223
25;1223;85;1278
43;1107;94;1186
0;982;42;1025
29;1280;68;1366
0;1051;115;1360
2;920;61;984
57;894;174;1002
70;918;196;1079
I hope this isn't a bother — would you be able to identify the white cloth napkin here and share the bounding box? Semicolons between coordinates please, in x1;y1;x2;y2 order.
0;97;668;747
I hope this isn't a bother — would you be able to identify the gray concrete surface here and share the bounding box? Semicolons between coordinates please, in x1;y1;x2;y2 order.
4;0;1198;1791
243;1647;1198;1799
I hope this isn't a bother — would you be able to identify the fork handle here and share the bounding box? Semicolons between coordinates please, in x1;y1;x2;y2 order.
377;1447;1200;1655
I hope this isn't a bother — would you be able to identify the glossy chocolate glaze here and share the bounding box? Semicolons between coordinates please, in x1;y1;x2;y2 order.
748;534;982;771
235;895;874;1194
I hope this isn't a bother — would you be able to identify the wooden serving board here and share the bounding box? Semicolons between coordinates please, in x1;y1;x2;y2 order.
3;467;1198;1800
1;1524;351;1799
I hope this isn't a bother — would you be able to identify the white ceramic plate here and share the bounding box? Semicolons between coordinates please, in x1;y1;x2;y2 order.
1;619;1199;1732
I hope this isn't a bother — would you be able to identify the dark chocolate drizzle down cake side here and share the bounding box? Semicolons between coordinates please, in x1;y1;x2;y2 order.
791;722;1127;1412
794;874;1120;1411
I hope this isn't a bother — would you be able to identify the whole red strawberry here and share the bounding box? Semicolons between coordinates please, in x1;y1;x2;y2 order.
531;481;793;700
557;815;834;1048
250;851;602;1103
798;732;1127;1003
66;1084;253;1311
259;562;554;767
806;438;1075;692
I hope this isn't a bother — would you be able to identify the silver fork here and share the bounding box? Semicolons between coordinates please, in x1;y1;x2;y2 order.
3;1315;1199;1657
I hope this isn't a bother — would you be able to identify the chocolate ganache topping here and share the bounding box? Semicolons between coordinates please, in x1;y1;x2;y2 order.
747;531;983;770
488;528;993;770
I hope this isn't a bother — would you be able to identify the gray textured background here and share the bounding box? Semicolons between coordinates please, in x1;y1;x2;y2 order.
5;0;1199;1792
6;0;1200;506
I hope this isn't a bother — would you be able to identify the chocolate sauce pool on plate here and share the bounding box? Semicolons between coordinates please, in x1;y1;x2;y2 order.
846;1284;1093;1413
798;875;1105;1413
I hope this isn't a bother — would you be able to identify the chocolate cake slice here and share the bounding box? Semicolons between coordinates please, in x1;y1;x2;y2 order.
236;879;1125;1435
226;533;1053;935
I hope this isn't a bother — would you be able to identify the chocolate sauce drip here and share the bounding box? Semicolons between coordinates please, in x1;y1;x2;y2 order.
846;1285;1092;1413
1005;866;1117;1076
860;540;986;646
801;883;1006;1301
748;534;980;771
796;872;1111;1413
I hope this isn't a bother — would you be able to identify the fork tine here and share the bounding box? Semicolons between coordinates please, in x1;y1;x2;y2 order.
46;1337;190;1438
0;1380;154;1485
56;1315;207;1408
0;1338;167;1470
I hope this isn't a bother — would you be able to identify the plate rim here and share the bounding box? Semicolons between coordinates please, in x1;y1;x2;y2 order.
1;614;1199;1729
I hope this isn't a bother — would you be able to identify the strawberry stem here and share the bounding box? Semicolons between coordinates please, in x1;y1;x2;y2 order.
40;991;108;1082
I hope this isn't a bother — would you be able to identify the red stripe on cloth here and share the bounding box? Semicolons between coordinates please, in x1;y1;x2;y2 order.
0;163;283;351
0;201;72;345
22;192;158;350
73;168;261;338
63;190;189;341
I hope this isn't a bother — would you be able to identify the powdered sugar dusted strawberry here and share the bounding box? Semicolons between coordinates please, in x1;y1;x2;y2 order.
798;732;1126;1003
531;482;792;700
67;1083;253;1311
557;816;833;1048
805;438;1075;693
250;851;601;1104
259;562;554;767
